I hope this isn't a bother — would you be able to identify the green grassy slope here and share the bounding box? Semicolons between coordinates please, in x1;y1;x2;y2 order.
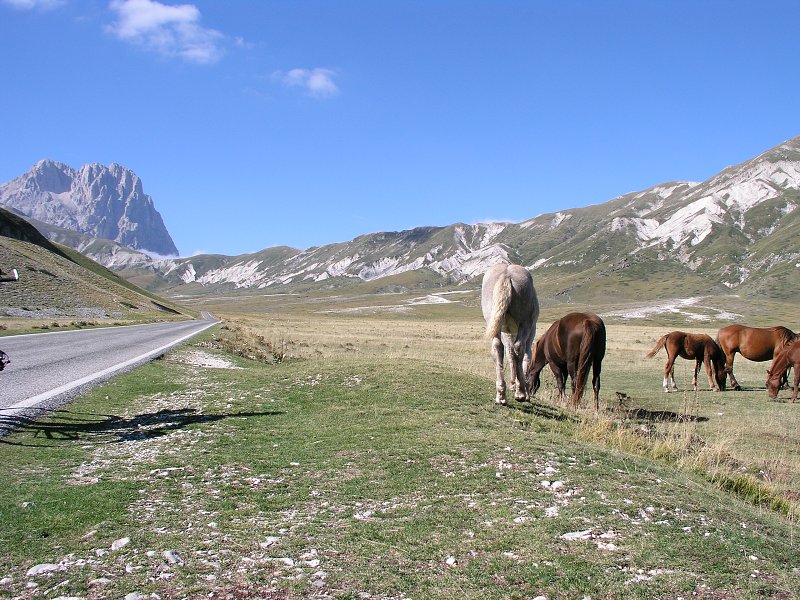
0;207;195;327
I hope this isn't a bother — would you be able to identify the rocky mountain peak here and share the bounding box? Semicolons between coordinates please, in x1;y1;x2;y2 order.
0;160;179;256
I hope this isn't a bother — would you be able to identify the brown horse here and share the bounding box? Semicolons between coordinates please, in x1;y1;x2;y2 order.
527;312;606;410
645;331;727;392
716;325;798;390
765;340;800;403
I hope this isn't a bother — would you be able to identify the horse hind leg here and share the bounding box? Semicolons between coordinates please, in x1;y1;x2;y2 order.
514;325;535;402
726;353;742;391
509;340;528;402
592;362;602;411
663;358;677;392
704;358;716;391
491;336;507;405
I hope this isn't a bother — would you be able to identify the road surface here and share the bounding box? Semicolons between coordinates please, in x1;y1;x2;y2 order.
0;313;219;429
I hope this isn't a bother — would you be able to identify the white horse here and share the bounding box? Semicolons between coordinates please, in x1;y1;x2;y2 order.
481;263;540;404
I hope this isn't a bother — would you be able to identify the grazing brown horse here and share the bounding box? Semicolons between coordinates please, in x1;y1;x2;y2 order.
645;331;727;392
765;340;800;403
527;312;606;410
481;263;540;405
716;325;798;390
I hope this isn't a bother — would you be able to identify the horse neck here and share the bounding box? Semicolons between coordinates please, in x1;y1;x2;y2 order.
770;349;790;375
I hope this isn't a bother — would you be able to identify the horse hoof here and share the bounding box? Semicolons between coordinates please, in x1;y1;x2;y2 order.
733;385;742;391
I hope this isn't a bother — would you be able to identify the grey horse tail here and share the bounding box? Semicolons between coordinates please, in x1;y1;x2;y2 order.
571;320;597;407
485;271;512;339
645;334;669;359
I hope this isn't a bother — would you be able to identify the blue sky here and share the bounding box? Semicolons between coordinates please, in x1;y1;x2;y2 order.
1;0;799;257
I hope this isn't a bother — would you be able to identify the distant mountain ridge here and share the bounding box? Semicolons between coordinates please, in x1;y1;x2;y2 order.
0;160;178;256
2;136;799;302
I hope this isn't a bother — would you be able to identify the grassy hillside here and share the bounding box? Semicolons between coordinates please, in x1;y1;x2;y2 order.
0;207;196;332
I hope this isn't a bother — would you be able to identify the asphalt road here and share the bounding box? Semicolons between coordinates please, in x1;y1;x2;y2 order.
0;313;218;429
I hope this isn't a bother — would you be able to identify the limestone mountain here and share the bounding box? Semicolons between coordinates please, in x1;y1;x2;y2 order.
0;160;178;256
5;136;799;304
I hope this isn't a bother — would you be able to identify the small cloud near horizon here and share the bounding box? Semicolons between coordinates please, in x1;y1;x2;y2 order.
107;0;224;64
274;68;339;98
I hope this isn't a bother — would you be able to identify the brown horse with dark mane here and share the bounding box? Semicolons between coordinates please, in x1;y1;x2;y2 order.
645;331;727;392
765;340;800;403
716;325;798;390
527;312;606;410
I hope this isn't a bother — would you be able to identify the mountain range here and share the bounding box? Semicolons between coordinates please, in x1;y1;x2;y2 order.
0;160;178;256
2;137;799;303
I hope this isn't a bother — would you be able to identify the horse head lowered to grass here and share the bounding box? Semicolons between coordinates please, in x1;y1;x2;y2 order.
645;331;727;392
765;339;800;403
716;324;798;390
527;312;606;410
481;263;539;405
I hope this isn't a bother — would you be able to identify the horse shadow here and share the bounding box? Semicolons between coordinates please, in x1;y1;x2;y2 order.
505;395;708;425
621;406;709;423
0;407;283;446
507;399;578;423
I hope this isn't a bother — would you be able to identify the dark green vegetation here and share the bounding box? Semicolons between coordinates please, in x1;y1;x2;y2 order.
0;207;195;333
0;323;798;598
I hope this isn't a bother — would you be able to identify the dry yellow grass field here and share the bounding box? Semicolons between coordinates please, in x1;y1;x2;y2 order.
193;288;800;515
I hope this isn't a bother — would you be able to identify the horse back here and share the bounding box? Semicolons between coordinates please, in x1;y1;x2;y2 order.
481;263;538;326
557;312;605;364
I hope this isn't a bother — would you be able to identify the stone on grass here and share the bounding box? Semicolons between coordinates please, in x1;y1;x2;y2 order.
26;563;59;577
163;550;183;565
111;537;130;551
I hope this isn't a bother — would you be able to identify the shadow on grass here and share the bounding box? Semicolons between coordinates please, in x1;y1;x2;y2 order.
0;407;283;446
622;407;709;423
508;399;578;422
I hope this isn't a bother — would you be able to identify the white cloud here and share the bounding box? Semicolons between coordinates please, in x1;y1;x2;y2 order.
275;68;339;98
108;0;224;64
2;0;63;9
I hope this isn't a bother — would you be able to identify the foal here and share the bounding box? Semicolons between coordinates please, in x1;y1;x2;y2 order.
645;331;727;392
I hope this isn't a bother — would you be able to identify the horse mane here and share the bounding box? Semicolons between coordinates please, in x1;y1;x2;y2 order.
768;344;792;378
778;327;798;348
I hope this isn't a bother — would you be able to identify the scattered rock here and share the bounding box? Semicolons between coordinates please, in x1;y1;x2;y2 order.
89;578;112;586
0;577;11;586
597;541;619;551
26;563;59;577
267;557;295;567
163;550;183;565
560;530;593;541
111;537;130;551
